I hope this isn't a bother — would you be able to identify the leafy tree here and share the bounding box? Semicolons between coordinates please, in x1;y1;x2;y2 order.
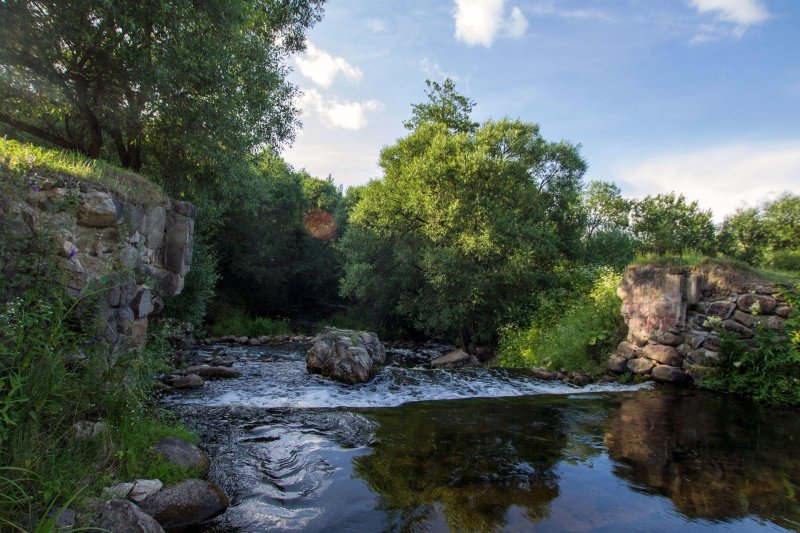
716;207;767;265
403;78;479;134
341;82;587;347
762;193;800;252
583;181;631;237
0;0;323;172
631;192;715;256
581;180;635;268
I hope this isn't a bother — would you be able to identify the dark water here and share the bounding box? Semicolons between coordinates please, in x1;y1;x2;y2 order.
166;345;800;532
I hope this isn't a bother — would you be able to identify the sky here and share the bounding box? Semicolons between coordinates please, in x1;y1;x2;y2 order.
282;0;800;220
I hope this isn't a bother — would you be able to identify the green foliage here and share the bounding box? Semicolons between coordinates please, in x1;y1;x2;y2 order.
403;78;479;133
0;231;196;525
0;137;163;203
211;149;345;318
209;308;291;338
496;268;625;373
698;294;800;406
631;192;715;256
164;234;219;333
340;81;587;347
0;0;323;174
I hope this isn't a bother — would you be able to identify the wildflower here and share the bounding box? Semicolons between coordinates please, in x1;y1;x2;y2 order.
26;177;41;192
69;247;78;259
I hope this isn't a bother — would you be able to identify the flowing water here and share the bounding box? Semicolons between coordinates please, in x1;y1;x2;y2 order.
165;344;800;532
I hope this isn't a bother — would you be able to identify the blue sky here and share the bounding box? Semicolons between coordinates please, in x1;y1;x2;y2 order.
282;0;800;220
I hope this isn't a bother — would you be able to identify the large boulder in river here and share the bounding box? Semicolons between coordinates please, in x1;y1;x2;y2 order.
95;498;165;533
306;328;386;384
139;479;228;530
153;437;210;477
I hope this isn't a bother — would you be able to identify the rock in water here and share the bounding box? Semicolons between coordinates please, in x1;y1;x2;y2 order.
306;328;386;384
139;479;228;530
95;498;165;533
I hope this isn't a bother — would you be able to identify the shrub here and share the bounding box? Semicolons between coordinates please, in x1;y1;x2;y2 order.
698;293;800;406
209;308;291;337
496;268;625;373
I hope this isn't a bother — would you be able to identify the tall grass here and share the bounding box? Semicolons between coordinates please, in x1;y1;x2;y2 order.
0;231;196;527
496;268;625;374
0;137;164;204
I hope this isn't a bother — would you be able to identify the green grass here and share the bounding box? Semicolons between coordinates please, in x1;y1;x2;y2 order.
630;252;800;286
209;308;292;337
0;137;164;204
496;268;625;374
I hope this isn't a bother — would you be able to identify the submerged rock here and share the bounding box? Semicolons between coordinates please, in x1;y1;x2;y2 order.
95;498;165;533
169;373;204;390
306;328;386;384
183;364;241;379
139;479;228;530
153;437;210;477
430;349;478;369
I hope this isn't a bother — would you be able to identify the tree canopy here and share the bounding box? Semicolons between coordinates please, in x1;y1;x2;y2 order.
0;0;323;172
340;81;587;347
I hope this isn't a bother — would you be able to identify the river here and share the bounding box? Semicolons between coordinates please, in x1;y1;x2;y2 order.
164;343;800;532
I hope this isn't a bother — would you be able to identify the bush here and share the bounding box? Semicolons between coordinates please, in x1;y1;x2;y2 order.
209;308;291;337
698;294;800;406
496;268;625;373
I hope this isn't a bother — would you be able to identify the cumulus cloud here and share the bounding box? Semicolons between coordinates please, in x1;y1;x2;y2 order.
298;89;382;130
614;141;800;221
687;0;769;42
453;0;529;47
295;42;362;88
419;58;460;81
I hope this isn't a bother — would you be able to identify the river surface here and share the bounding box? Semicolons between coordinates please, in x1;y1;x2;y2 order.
165;343;800;533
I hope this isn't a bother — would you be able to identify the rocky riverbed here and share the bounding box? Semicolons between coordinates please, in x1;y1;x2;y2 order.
158;341;800;532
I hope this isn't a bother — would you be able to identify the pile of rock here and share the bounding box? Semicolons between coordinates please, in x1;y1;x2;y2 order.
607;265;792;383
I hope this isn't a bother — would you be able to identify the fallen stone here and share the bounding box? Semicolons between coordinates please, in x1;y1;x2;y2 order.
530;367;558;380
95;498;164;533
430;349;475;369
775;305;791;318
627;357;655;375
153;381;174;395
722;319;754;338
606;355;628;374
686;348;719;366
139;479;228;530
651;364;686;383
654;332;684;347
129;479;163;503
737;293;777;314
643;344;681;366
170;373;204;390
183;365;241;379
37;507;76;532
102;482;134;500
616;341;641;360
153;437;210;476
77;191;119;227
73;420;107;439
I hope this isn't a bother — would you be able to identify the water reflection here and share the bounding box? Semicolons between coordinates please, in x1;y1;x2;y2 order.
605;389;800;530
354;391;800;532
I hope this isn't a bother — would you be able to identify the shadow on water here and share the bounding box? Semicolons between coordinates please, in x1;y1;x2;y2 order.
168;346;800;532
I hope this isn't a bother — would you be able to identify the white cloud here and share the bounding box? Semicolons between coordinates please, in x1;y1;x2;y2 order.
688;0;769;26
687;0;769;42
614;141;800;221
295;42;362;88
366;18;387;33
453;0;529;47
298;89;383;131
529;3;611;21
419;58;460;81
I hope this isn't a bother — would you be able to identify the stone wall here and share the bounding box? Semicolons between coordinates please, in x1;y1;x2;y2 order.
2;177;195;349
607;264;791;383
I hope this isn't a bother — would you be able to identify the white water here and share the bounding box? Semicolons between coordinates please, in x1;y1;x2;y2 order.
165;345;651;409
